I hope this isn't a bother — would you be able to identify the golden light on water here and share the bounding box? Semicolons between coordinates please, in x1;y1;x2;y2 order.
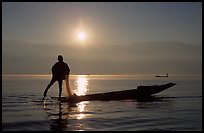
76;101;89;120
74;75;90;120
74;75;89;96
37;75;92;121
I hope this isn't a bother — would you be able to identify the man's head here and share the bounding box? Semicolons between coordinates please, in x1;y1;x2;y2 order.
58;55;63;61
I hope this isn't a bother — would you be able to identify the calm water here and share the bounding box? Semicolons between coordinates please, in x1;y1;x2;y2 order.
2;75;202;131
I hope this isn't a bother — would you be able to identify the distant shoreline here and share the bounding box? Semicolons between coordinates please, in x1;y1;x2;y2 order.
2;74;202;77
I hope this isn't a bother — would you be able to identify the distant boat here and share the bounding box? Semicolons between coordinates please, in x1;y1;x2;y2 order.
156;73;168;77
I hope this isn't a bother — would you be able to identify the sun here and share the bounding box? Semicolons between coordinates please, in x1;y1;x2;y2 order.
77;31;86;41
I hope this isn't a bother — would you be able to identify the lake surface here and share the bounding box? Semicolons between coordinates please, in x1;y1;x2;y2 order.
2;74;202;131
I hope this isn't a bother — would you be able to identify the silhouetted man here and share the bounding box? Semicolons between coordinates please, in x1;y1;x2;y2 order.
43;55;70;100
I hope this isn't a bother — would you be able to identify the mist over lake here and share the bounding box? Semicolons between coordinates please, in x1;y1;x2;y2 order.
2;40;202;75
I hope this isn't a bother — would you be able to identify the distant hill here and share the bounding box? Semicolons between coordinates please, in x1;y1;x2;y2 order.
2;40;202;75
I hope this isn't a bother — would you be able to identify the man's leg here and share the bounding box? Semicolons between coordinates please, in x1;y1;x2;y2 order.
43;78;56;98
58;80;63;98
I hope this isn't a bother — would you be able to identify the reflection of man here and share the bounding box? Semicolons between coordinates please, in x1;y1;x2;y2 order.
43;55;70;100
43;102;69;131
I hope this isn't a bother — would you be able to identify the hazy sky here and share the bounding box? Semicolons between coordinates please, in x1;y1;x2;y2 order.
2;2;202;45
2;2;202;75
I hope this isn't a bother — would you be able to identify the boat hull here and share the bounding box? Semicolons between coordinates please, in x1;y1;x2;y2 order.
52;82;176;103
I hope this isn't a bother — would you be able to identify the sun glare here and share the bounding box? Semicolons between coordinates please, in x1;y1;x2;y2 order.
77;32;86;40
73;21;89;44
76;31;87;42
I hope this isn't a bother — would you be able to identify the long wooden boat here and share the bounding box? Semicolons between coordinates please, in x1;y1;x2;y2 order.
155;73;168;77
52;82;176;103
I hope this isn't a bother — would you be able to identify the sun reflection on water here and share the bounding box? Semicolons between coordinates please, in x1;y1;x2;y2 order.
74;75;89;96
76;101;89;120
74;75;90;120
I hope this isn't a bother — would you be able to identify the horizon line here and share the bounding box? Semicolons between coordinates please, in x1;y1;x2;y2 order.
2;74;202;77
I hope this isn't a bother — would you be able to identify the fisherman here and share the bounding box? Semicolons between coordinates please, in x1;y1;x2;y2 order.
43;55;71;100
